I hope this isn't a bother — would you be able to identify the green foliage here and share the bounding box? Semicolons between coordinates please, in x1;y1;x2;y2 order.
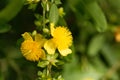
37;61;49;68
49;4;59;24
84;1;107;32
0;0;24;33
107;0;120;12
0;0;24;24
88;34;105;56
54;0;62;5
0;24;11;33
1;0;120;80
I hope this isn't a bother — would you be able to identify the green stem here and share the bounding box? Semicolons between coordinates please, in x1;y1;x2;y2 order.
46;63;52;79
43;7;46;28
42;0;46;28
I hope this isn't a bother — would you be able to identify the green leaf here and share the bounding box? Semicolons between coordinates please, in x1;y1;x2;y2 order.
68;0;82;7
37;71;42;76
58;17;67;26
28;3;38;10
63;51;79;78
0;24;11;33
101;43;120;66
0;76;4;80
49;4;59;24
107;0;120;13
37;61;49;68
16;38;24;47
0;73;4;80
55;0;62;5
85;1;107;32
64;62;102;80
0;0;24;24
88;34;105;56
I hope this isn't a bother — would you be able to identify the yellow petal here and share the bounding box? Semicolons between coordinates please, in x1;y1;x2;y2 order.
35;33;46;46
44;39;56;54
20;40;44;61
58;48;72;56
50;23;55;36
52;26;73;50
40;49;46;59
35;34;42;41
22;32;33;40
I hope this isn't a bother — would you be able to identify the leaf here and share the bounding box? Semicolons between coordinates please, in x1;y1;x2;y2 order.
107;0;120;13
88;34;105;56
0;0;24;24
63;49;79;79
85;1;107;32
68;0;82;7
28;3;38;11
55;0;62;5
37;61;49;68
101;43;120;65
37;71;42;76
64;61;102;80
0;75;4;80
58;17;67;26
0;24;11;33
16;38;24;47
49;4;59;24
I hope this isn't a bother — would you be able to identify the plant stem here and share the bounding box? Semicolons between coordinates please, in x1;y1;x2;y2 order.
43;6;45;28
47;63;52;79
42;0;46;28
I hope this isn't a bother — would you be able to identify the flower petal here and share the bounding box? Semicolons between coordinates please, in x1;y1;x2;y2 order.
35;33;46;46
58;48;72;56
35;33;42;41
22;32;33;41
40;49;46;59
44;39;56;54
50;23;55;36
20;40;45;61
52;26;73;50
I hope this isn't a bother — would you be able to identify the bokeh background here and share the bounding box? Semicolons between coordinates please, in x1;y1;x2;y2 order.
0;0;120;80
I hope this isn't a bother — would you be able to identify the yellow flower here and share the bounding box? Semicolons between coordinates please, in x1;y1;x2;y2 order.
44;23;73;56
20;32;46;61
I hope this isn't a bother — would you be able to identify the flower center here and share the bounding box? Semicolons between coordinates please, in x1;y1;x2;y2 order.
21;40;40;56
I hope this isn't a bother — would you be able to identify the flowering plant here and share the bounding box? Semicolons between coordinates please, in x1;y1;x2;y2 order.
1;0;120;80
20;0;73;79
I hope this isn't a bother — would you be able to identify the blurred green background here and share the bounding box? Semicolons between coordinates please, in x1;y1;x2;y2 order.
0;0;120;80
